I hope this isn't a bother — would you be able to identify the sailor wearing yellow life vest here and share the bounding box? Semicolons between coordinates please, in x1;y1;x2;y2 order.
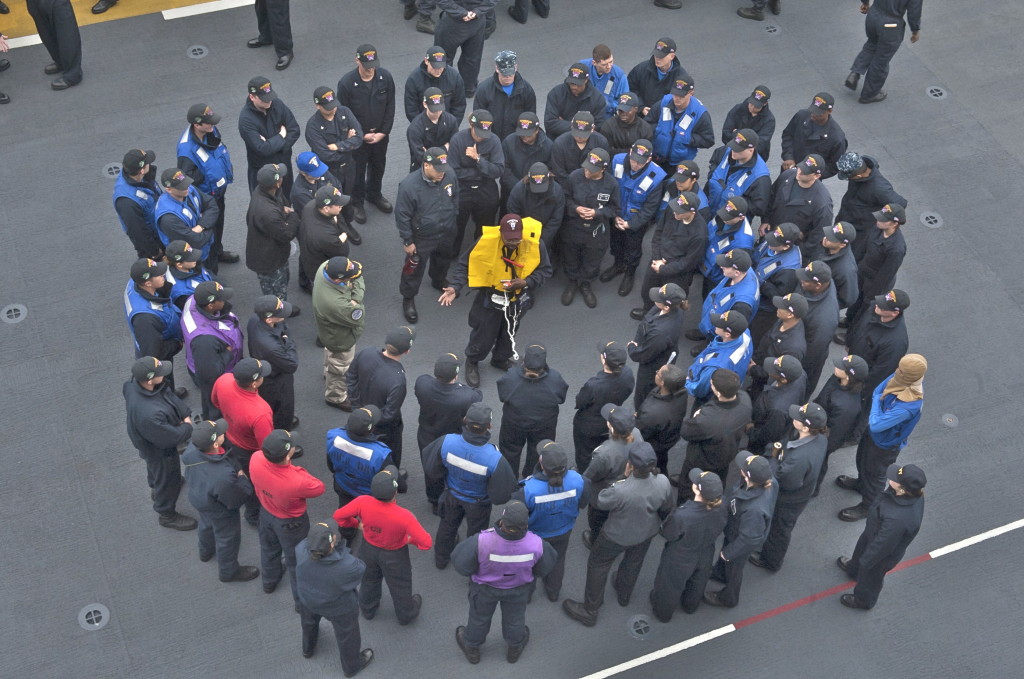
439;214;553;388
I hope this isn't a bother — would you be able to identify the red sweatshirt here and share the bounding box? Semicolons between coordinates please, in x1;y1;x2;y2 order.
211;373;273;452
333;496;433;550
249;451;325;518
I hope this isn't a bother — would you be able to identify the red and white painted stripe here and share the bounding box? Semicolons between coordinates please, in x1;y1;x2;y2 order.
579;517;1024;679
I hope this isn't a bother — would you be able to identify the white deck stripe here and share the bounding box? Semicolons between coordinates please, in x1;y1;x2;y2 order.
578;625;736;679
8;35;43;49
163;0;254;21
929;517;1024;559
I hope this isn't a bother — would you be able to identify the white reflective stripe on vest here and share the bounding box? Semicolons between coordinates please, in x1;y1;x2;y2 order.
728;333;751;365
533;489;577;504
181;299;199;333
446;453;489;476
489;553;535;563
334;436;373;461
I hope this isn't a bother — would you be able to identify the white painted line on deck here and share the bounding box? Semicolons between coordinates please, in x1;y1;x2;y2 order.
163;0;254;21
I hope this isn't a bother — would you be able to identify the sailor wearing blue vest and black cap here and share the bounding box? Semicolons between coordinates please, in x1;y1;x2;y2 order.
124;258;186;398
514;440;591;602
114;148;163;259
155;167;221;267
453;500;557;664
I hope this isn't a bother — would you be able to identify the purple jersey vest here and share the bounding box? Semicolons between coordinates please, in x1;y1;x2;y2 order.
471;528;543;589
180;295;244;373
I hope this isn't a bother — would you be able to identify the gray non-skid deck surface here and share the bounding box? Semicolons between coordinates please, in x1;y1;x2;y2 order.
1;1;1021;677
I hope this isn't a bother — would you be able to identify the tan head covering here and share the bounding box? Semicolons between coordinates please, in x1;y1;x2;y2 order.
881;354;927;402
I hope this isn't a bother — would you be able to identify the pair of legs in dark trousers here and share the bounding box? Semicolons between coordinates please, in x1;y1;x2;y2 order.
418;427;446;507
463;581;530;648
358;542;420;623
247;158;293;196
609;226;647;274
710;546;754;606
138;448;182;516
851;9;906;99
839;530;901;608
376;418;404;467
583;533;654;612
399;235;452;299
854;435;899;509
532;531;571;599
197;510;243;579
571;419;605;473
227;444;262;524
649;545;714;621
509;0;549;21
756;499;810;570
202;192;227;274
300;607;362;673
258;373;295;430
435;491;491;566
327;159;357;223
561;225;609;285
351;138;389;208
253;0;293;57
633;363;657;413
466;291;521;365
587;505;609;537
26;0;82;85
435;12;486;94
453;182;500;258
258;508;309;604
499;420;554;479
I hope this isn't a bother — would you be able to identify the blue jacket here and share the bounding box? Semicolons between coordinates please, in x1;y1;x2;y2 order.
326;428;393;497
155;187;211;259
177;126;233;196
165;265;215;309
702;217;755;284
520;469;588;538
752;241;802;310
652;94;710;163
124;280;182;352
699;271;760;336
867;379;923;450
612;154;667;230
113;172;159;235
441;432;504;503
658;181;709;221
686;332;753;399
705;151;770;216
582;58;629;117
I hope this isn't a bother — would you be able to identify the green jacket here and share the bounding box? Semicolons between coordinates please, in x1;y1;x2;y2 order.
312;261;366;352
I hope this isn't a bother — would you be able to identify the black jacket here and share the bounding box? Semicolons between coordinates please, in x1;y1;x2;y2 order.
182;444;254;517
780;110;848;178
858;228;906;302
115;169;164;258
407;110;460;167
548;131;610;187
237;98;301;167
721;101;775;161
751;319;807;374
573;368;636;433
413;374;483;446
600;114;654;159
289;170;343;216
336;67;396;135
448;128;505;186
497;365;569;431
544;83;608;139
765;168;834;261
636;389;687;459
304;107;363;167
627;56;684;111
347;348;407;424
298;200;349;283
246;315;298;379
501;133;553;194
850;487;924;573
122;379;192;456
404;61;467;121
835;155;907;259
675;393;753;475
721;479;778;560
846;312;908;392
813;376;863;453
563;168;621;231
473;72;537;141
801;283;840;386
772;433;826;504
245;186;300;273
649;210;707;277
506;180;564;244
394;168;459;243
748;375;808;454
421;427;518;504
821;246;859;309
658;500;728;576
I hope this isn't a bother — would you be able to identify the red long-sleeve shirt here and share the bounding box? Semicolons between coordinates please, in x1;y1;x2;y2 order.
249;451;325;518
333;496;433;550
211;373;273;452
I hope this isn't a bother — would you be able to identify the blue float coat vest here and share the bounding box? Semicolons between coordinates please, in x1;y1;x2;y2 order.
112;172;160;235
699;271;760;336
658;182;708;220
472;528;544;589
441;433;502;503
686;331;753;398
867;380;924;450
702;217;755;284
177;127;233;196
155;187;210;259
583;58;628;115
612;155;667;223
165;266;214;307
752;242;802;310
326;427;392;497
653;95;709;163
705;153;770;215
521;471;585;538
123;280;182;351
180;295;243;374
